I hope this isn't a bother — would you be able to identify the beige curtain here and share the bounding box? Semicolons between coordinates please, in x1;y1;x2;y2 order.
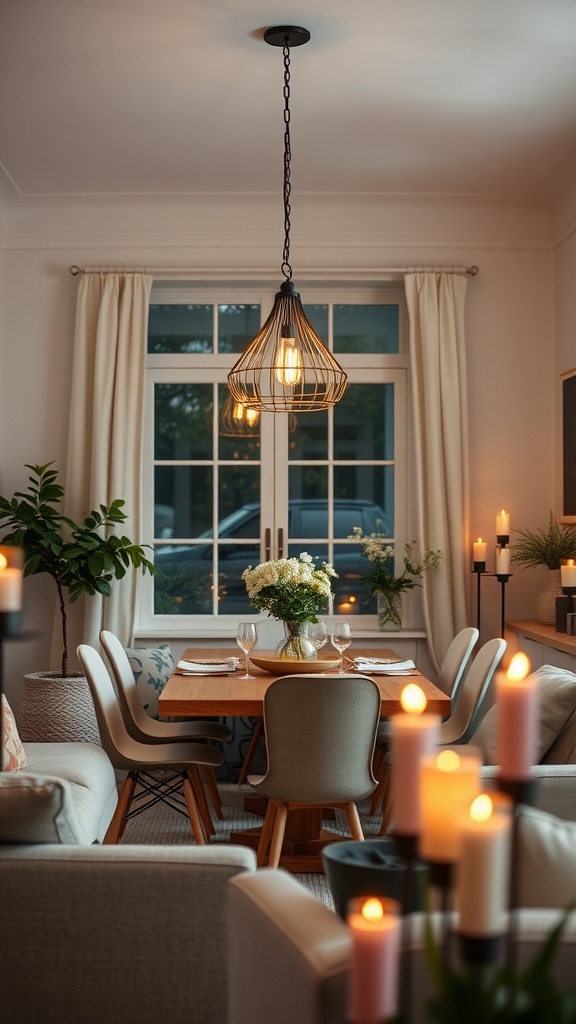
60;272;153;664
404;272;470;670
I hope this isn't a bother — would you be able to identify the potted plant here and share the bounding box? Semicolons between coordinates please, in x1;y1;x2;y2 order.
0;462;155;741
513;511;576;624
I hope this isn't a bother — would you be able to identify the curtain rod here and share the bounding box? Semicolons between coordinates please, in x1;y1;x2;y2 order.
69;264;479;277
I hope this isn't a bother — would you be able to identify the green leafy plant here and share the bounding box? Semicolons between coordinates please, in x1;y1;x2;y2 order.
0;462;155;677
512;511;576;571
423;905;576;1024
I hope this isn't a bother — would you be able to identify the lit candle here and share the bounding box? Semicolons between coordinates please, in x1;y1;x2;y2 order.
419;747;482;863
0;549;23;611
496;652;537;780
347;896;400;1024
496;509;510;537
494;547;511;575
561;559;576;589
456;793;512;938
391;684;440;836
473;538;487;563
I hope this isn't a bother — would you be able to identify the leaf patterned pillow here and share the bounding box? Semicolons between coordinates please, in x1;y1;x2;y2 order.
2;694;27;771
125;645;175;719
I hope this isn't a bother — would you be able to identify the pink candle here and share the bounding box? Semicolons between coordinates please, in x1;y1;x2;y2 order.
496;653;537;780
347;897;400;1024
456;793;512;938
391;684;440;835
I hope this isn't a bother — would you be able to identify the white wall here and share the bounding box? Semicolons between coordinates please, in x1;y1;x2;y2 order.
0;189;557;701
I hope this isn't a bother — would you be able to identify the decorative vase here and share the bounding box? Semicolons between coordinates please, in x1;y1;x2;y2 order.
275;621;317;661
377;591;402;630
18;672;101;745
537;568;564;625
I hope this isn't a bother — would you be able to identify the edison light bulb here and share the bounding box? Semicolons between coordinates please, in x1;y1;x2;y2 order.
245;406;259;427
274;330;302;387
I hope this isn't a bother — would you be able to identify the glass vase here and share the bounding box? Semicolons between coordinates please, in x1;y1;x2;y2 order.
275;620;317;661
377;591;402;630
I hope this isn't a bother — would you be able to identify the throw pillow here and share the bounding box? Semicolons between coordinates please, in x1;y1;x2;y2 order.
125;644;175;719
517;804;576;908
0;772;83;843
1;694;27;771
473;663;576;765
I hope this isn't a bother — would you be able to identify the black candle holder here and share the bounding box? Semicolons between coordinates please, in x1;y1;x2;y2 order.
457;932;503;965
496;534;510;548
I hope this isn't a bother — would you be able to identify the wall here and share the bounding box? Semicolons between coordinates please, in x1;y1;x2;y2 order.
0;189;556;703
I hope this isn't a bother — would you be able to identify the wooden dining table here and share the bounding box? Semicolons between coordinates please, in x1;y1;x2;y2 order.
158;646;450;872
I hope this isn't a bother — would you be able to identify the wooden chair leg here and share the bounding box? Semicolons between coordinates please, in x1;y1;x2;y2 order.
268;802;288;869
237;719;264;785
256;799;277;867
378;773;393;835
188;767;215;837
103;772;137;844
203;766;224;819
346;801;365;842
182;774;207;845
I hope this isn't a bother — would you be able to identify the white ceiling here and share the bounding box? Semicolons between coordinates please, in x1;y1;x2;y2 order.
2;0;576;200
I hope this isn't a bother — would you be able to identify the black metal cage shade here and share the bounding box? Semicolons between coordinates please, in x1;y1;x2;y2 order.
227;282;348;413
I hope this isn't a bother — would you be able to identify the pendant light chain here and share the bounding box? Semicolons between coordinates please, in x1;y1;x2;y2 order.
281;41;293;282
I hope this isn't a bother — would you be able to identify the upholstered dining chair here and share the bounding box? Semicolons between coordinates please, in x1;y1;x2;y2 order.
248;674;381;868
377;635;507;834
369;625;480;815
100;629;231;822
77;643;224;845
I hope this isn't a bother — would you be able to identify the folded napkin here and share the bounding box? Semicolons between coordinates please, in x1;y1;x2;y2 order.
354;658;416;674
177;658;237;674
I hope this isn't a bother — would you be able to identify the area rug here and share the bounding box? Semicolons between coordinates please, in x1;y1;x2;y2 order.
119;782;382;909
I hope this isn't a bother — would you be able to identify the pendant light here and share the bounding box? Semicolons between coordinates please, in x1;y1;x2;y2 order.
227;26;347;414
219;393;260;437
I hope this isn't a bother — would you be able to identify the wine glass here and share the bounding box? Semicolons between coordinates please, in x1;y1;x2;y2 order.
308;620;328;652
236;622;257;679
331;621;352;675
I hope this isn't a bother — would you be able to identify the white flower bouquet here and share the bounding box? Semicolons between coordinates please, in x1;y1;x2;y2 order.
241;552;337;624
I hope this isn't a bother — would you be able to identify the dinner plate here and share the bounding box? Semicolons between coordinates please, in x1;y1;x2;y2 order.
250;652;339;676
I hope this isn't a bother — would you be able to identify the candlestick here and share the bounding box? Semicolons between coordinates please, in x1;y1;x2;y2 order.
496;653;537;781
390;684;440;837
473;538;487;570
494;546;511;576
419;746;482;865
0;547;23;637
496;509;510;545
561;559;576;592
347;896;400;1024
456;793;512;951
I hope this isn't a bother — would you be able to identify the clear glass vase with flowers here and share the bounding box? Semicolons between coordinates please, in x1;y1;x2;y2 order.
349;523;442;629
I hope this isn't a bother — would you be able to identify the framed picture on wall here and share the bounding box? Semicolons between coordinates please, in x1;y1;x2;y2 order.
561;368;576;523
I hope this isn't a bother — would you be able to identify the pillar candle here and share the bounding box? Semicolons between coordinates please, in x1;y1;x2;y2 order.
473;538;487;562
561;559;576;588
494;546;511;575
496;509;510;536
391;684;440;836
496;652;537;780
456;793;512;938
0;550;23;611
419;747;482;863
347;897;400;1024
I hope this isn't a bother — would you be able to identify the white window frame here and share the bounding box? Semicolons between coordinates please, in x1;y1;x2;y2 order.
136;281;415;637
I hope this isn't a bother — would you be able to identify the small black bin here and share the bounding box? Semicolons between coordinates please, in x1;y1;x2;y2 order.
321;839;427;919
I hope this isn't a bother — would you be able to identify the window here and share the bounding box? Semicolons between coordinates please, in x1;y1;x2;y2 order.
138;282;411;634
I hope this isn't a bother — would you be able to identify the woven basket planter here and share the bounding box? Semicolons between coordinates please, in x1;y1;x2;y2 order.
18;671;101;745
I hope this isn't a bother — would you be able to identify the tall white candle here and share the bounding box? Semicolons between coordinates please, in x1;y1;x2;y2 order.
494;546;511;575
0;551;23;611
496;509;510;536
496;652;537;780
419;747;482;863
456;793;512;938
473;538;487;562
391;684;440;836
561;559;576;588
347;897;400;1024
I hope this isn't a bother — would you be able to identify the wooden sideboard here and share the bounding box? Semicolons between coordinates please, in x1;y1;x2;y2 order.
506;619;576;673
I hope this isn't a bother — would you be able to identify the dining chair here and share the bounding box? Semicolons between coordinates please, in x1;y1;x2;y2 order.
369;625;480;814
248;674;381;868
377;636;507;834
100;629;231;821
77;643;224;845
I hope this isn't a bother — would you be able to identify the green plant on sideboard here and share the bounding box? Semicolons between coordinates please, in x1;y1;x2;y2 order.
0;462;155;677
